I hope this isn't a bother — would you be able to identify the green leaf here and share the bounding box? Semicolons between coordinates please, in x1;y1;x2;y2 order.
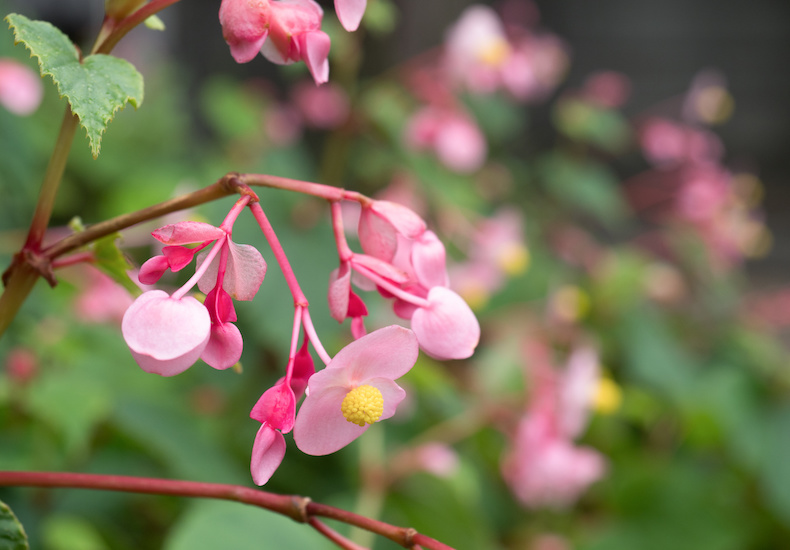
5;13;144;158
91;233;140;295
0;500;29;550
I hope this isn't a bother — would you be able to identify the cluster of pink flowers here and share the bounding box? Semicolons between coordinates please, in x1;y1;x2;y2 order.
218;0;368;85
120;187;479;486
330;198;480;361
502;344;606;509
401;3;567;174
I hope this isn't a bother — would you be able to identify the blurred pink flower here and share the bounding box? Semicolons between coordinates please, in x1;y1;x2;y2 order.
404;106;487;173
580;70;631;109
0;59;43;116
5;348;38;386
293;325;418;455
292;80;350;129
74;268;135;325
639;117;723;168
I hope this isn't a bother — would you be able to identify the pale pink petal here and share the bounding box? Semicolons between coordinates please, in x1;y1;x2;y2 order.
293;385;368;455
219;0;271;63
358;205;398;261
201;321;243;370
162;246;196;272
327;325;419;383
328;264;351;322
371;201;427;239
138;255;170;285
152;222;225;245
250;382;296;432
434;117;487;173
296;30;331;86
351;254;409;284
558;348;598;439
411;287;480;360
350;316;367;339
363;377;406;420
122;290;210;376
250;424;286;485
0;59;43;116
411;230;449;288
335;0;367;31
197;240;266;301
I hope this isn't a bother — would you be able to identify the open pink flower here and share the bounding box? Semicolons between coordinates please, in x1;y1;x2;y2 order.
293;325;418;455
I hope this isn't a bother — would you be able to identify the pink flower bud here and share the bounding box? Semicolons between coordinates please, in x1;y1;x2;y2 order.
411;286;480;360
250;423;287;485
250;382;296;433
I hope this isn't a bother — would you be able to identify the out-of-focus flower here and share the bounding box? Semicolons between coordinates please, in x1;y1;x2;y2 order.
292;80;350;129
293;325;418;455
73;268;136;325
5;348;38;386
0;58;43;116
580;71;631;109
404;106;487;173
639;117;723;168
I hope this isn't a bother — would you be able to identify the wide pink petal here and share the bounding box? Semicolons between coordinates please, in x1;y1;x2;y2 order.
297;30;331;86
200;321;243;370
411;287;479;360
197;240;266;301
358;206;398;261
334;0;367;31
152;222;225;245
122;290;210;376
327;325;419;383
411;230;449;288
250;382;296;432
293;385;368;455
371;201;426;239
250;424;286;485
364;377;406;420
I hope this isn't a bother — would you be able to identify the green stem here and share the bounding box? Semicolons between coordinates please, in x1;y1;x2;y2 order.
24;107;79;249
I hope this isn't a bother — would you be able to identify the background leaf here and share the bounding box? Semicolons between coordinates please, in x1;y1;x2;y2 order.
0;500;28;550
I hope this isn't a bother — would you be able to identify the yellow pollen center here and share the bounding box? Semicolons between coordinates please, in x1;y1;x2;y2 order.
341;385;384;427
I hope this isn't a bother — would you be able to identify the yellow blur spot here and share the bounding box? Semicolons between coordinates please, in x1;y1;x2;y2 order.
592;377;621;414
477;39;511;66
694;86;734;124
551;285;590;323
498;244;530;276
341;385;384;427
461;284;491;311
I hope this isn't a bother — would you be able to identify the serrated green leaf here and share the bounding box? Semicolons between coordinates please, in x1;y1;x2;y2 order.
91;233;140;295
5;13;144;158
0;500;29;550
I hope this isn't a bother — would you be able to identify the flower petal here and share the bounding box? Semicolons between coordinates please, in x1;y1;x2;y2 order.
201;321;243;370
293;385;368;455
250;424;286;485
364;377;406;420
197;240;266;301
297;30;331;86
327;325;419;383
122;290;210;376
152;221;225;245
411;287;479;360
335;0;367;31
250;382;296;433
328;264;351;322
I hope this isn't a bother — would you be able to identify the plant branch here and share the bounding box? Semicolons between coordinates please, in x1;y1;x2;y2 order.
94;0;184;55
0;471;455;550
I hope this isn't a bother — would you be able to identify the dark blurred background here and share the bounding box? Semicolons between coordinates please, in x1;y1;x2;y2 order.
7;0;790;283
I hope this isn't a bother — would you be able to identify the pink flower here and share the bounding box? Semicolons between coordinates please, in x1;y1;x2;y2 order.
0;59;43;116
404;107;487;173
249;378;297;485
219;0;331;85
292;80;350;129
293;325;419;455
122;290;211;376
334;0;367;32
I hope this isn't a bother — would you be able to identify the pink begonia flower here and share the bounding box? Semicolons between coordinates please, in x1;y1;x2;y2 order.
410;286;480;360
219;0;331;85
122;290;211;376
294;325;419;455
201;286;244;369
292;80;350;129
249;380;297;485
74;268;135;325
358;200;426;262
0;59;43;116
413;443;460;478
334;0;367;32
638;117;723;168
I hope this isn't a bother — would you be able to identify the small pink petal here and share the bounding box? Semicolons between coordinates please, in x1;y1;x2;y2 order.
351;254;409;284
335;0;367;31
250;382;296;432
204;286;237;324
293;385;368;455
201;321;243;370
328;325;419;382
162;245;196;272
411;287;480;360
328;264;351;322
250;424;286;485
122;290;210;376
197;240;266;301
290;338;315;399
351;317;367;339
347;290;368;317
138;255;170;285
297;30;331;86
152;222;225;245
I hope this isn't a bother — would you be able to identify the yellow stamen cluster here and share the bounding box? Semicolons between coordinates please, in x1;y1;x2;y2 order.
341;385;384;427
